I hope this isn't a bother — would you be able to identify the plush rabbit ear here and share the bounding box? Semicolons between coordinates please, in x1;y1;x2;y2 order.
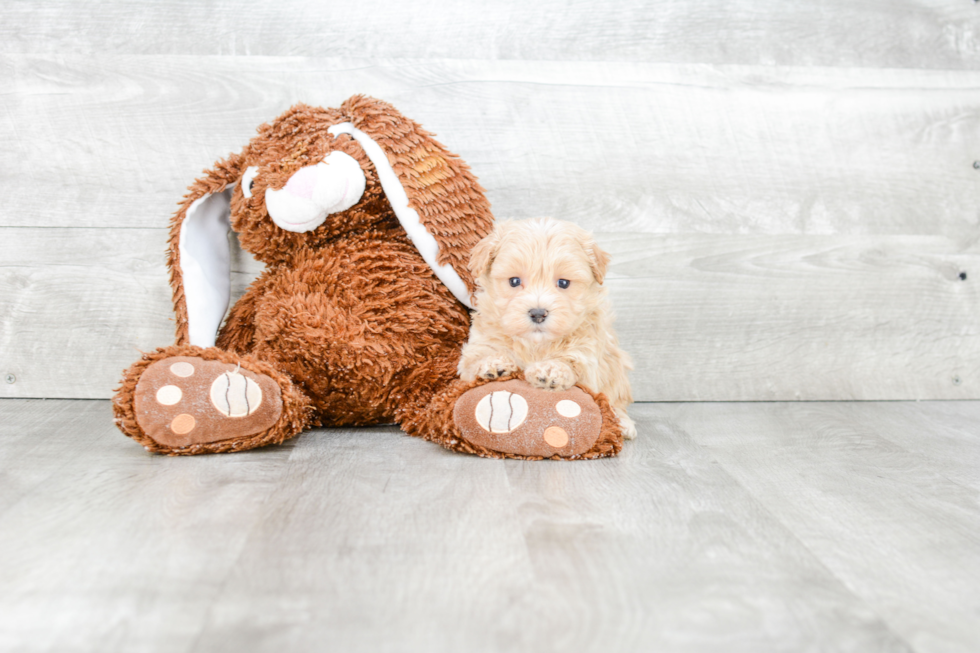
333;96;494;309
167;155;243;346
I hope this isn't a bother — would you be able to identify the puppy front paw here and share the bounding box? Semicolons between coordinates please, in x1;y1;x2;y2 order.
525;360;576;391
475;355;520;381
616;409;638;440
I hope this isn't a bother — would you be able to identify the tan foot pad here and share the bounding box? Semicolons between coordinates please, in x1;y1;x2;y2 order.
453;379;602;458
133;356;283;448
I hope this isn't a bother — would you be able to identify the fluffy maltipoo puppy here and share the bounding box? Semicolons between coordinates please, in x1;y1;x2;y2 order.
458;218;636;439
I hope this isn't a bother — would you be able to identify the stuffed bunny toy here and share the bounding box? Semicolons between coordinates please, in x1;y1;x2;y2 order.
112;96;622;460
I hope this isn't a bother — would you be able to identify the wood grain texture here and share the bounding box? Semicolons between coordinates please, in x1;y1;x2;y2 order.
2;56;978;237
831;402;980;492
1;230;976;401
604;233;980;401
2;9;978;403
1;0;978;70
663;401;980;653
0;399;297;652
192;409;902;653
3;399;979;652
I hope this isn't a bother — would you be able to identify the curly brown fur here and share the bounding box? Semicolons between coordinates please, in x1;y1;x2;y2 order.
343;95;494;296
235;232;470;427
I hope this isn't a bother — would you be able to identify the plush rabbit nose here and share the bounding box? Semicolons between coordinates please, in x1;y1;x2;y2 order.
264;151;366;233
283;166;318;200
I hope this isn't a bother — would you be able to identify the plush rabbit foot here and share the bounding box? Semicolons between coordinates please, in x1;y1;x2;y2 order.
115;346;311;455
133;356;283;448
453;379;608;459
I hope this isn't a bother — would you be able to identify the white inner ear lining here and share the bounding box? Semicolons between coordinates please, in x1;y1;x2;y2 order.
328;122;474;309
179;189;233;348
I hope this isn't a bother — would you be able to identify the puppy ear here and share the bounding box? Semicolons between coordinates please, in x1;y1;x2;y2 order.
468;228;501;280
167;153;244;347
583;235;611;285
332;96;494;308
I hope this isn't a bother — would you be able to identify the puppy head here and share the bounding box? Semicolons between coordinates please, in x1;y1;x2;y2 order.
470;218;610;343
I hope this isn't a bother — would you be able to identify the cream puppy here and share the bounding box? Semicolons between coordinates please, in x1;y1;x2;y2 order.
458;218;636;439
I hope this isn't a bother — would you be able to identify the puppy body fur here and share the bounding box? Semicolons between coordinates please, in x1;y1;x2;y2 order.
459;218;636;439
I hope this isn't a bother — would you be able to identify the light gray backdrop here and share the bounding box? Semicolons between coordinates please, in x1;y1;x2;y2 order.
1;0;978;401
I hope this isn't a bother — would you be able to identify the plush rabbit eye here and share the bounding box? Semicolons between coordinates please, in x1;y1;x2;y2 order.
241;166;260;198
509;277;521;288
557;279;570;289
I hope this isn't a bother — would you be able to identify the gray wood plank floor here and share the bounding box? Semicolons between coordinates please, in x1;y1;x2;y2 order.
1;399;977;653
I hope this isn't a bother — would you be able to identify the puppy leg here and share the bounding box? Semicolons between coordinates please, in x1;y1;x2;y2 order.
525;359;577;391
615;407;637;440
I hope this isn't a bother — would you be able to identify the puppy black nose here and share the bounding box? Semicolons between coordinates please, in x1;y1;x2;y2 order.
529;308;548;324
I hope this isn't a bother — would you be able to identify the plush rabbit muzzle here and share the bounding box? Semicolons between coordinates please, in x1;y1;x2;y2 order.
264;151;366;233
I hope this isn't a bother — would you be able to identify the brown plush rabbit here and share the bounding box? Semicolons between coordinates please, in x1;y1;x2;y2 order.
112;96;622;459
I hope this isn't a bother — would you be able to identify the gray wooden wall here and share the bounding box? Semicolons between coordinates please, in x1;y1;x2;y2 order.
1;1;978;401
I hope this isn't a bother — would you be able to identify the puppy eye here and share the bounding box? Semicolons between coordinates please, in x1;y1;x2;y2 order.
509;277;521;288
241;166;259;199
557;279;570;289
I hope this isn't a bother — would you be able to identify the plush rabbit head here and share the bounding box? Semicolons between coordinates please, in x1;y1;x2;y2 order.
166;96;494;348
